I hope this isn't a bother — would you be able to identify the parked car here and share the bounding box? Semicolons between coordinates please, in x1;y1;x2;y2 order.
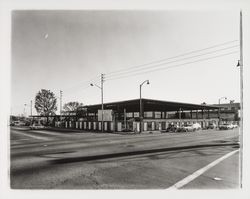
29;123;46;130
232;124;238;128
165;124;179;133
192;123;201;130
182;124;195;132
219;123;233;130
181;123;201;132
207;123;217;129
13;121;26;126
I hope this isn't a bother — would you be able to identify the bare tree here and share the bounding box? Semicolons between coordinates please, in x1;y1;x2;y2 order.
63;101;83;112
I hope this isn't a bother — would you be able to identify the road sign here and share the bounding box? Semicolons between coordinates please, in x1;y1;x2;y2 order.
98;109;113;121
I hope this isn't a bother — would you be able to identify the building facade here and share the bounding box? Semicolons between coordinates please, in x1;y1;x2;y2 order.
54;98;222;132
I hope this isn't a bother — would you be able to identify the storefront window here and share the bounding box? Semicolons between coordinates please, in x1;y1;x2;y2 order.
126;112;133;118
144;111;153;118
155;112;161;119
134;112;139;118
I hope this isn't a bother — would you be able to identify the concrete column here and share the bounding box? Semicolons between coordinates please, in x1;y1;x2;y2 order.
65;121;68;128
76;122;78;129
93;122;96;130
152;122;155;130
110;122;114;131
84;122;87;130
117;122;122;132
104;122;107;131
133;122;136;131
80;121;82;129
88;122;91;130
159;123;162;131
69;121;72;128
136;122;140;132
144;122;147;131
99;122;102;131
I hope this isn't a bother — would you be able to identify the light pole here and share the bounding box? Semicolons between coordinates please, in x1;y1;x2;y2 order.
237;11;243;187
218;96;227;125
30;100;32;116
23;103;27;117
90;74;104;133
139;80;150;133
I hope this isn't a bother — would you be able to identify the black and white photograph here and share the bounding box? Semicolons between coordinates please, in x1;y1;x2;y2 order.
1;0;250;198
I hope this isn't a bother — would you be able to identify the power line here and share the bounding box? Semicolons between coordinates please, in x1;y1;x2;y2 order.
106;45;239;79
53;40;239;97
106;40;238;77
63;85;92;98
106;51;238;81
62;75;100;92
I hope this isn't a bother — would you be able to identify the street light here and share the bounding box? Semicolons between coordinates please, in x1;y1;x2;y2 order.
90;81;104;133
139;80;150;133
23;103;27;117
218;96;227;125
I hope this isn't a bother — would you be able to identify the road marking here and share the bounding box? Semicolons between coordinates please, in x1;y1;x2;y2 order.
12;130;50;140
213;177;222;181
168;149;239;189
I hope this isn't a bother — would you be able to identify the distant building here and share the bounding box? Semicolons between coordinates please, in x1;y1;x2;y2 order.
212;102;240;122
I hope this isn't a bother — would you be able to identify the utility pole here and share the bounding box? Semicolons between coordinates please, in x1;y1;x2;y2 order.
30;100;32;116
23;103;27;117
101;74;104;133
60;90;63;120
139;80;150;133
90;74;105;133
239;10;243;188
124;108;127;130
179;108;182;127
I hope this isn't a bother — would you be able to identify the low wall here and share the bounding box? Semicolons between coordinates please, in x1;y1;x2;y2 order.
54;118;219;133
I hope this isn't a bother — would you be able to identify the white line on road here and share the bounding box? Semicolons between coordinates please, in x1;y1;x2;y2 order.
12;130;50;141
168;149;239;189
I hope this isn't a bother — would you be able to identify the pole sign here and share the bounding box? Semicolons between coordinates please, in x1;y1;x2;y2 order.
98;109;113;121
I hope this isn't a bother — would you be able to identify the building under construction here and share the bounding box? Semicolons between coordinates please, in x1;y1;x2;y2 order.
53;98;225;132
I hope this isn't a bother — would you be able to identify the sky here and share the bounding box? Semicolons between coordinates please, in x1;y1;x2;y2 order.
11;10;240;116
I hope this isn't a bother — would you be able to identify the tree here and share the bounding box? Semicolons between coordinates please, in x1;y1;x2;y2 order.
63;101;83;112
35;89;57;124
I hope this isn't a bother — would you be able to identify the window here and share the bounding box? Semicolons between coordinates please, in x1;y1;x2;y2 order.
155;112;161;119
126;112;133;118
134;112;139;118
144;112;153;118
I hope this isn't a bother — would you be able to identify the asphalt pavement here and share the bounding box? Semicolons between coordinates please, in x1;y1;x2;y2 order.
10;127;240;189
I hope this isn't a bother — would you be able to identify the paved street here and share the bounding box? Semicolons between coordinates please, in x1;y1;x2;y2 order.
10;127;240;189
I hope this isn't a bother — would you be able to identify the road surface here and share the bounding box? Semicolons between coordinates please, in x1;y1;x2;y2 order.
10;127;240;189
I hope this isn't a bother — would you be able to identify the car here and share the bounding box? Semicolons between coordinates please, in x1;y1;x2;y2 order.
192;123;201;130
219;123;233;130
29;123;45;130
207;123;217;129
181;123;202;132
13;121;26;126
182;124;195;132
232;124;238;128
227;123;235;129
165;124;179;133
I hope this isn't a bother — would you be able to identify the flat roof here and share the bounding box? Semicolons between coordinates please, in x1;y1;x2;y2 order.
80;98;219;112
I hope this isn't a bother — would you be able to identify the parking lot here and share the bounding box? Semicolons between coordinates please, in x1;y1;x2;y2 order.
10;127;240;189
